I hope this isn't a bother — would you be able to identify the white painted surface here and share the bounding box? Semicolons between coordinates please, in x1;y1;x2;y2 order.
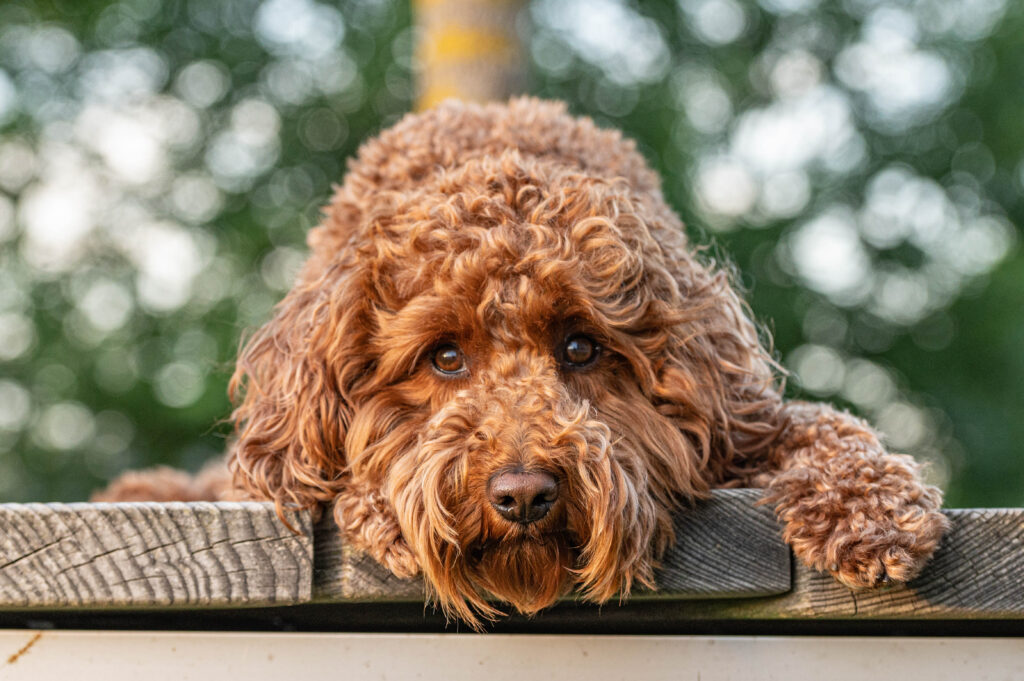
0;631;1022;680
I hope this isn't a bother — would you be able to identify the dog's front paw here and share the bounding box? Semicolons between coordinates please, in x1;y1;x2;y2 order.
375;535;419;580
765;444;950;589
784;501;948;588
822;529;937;588
335;484;421;579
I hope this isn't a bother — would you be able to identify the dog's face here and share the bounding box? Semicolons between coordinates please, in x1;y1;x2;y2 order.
334;161;713;622
231;109;777;626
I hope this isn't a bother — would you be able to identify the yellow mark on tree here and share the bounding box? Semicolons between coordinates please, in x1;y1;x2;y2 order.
412;0;526;110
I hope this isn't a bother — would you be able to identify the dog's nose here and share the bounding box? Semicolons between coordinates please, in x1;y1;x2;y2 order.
487;470;559;524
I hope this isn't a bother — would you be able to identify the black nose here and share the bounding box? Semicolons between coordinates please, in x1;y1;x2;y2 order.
487;470;559;524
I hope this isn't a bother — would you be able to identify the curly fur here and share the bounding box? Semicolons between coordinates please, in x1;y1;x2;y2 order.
98;98;948;628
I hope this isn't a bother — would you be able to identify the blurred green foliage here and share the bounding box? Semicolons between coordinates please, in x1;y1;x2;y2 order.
0;0;1020;506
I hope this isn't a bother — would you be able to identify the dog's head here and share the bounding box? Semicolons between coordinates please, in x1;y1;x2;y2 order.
229;99;779;625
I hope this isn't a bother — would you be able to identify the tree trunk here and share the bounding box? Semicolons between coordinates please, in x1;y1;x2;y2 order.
413;0;527;110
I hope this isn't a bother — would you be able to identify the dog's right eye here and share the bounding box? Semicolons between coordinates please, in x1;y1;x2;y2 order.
561;333;600;368
431;343;466;375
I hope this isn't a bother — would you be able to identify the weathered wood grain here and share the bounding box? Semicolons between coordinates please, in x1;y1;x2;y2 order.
649;489;791;598
670;506;1024;620
313;523;426;602
2;492;1024;623
312;488;792;602
0;502;312;607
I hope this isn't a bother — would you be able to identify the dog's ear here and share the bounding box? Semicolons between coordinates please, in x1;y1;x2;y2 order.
228;258;370;517
649;265;785;478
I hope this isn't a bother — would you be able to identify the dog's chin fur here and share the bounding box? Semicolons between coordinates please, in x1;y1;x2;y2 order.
466;535;576;615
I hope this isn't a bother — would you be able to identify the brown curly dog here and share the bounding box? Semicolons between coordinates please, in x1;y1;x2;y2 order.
97;97;948;627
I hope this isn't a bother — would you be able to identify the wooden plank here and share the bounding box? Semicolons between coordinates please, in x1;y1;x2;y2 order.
312;488;792;601
313;522;425;601
649;488;791;598
640;506;1024;621
2;493;1023;623
0;502;312;608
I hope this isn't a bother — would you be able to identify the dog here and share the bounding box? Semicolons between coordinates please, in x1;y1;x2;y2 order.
97;97;948;627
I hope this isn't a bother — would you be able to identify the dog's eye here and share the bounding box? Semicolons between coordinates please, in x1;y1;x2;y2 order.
432;343;466;375
562;334;599;368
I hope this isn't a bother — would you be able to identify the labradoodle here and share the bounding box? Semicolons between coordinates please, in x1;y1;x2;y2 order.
97;98;948;626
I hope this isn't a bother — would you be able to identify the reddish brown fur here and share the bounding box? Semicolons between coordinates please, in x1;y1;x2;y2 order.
98;98;948;628
92;460;237;503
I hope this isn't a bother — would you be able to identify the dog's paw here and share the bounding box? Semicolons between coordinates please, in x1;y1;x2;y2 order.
765;443;949;590
825;538;929;588
376;536;420;580
787;503;949;589
334;485;421;579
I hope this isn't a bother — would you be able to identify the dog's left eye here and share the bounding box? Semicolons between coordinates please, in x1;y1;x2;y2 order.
432;343;466;375
561;334;600;368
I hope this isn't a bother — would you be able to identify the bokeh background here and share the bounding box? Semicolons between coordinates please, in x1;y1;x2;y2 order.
0;0;1020;506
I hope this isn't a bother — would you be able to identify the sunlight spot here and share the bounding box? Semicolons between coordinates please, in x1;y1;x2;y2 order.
255;0;345;59
836;8;956;129
788;207;871;304
77;105;166;184
0;140;37;193
769;50;823;99
260;246;306;291
533;0;669;85
26;25;80;74
175;60;230;108
695;156;758;220
733;85;858;175
0;380;31;432
759;170;810;218
35;401;95;451
876;402;929;450
670;68;732;135
19;161;100;272
79;47;168;103
170;174;224;224
0;69;16;124
789;344;845;396
119;222;211;313
685;0;747;45
841;359;897;411
76;279;134;332
154;361;206;408
871;266;932;325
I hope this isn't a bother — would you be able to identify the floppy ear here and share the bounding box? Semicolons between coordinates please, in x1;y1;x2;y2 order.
228;257;371;518
649;260;785;482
